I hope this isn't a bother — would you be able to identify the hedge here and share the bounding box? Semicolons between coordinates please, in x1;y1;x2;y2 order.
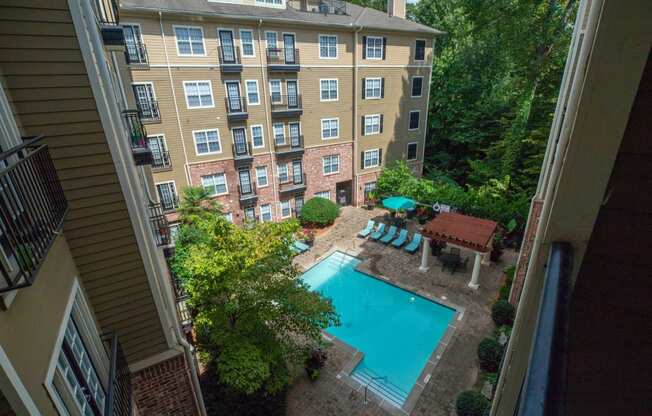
477;338;503;373
300;197;340;227
456;390;490;416
492;300;515;327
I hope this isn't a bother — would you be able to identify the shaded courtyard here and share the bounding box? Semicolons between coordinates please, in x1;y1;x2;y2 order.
287;206;516;416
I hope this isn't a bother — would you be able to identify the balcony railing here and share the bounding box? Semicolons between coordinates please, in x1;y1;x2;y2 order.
218;46;242;72
171;275;192;332
125;42;148;66
0;137;68;294
274;135;304;157
122;110;152;165
239;183;258;206
136;100;159;122
93;0;124;47
160;195;179;213
271;94;303;117
225;96;248;121
148;202;171;247
232;142;253;167
266;48;300;71
103;332;132;416
151;149;172;170
279;173;307;195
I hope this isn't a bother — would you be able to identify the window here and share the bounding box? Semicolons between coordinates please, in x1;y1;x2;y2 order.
201;173;228;196
132;83;159;120
315;191;330;200
319;35;337;58
273;123;285;145
193;129;221;155
409;110;420;130
184;81;213;108
245;80;260;105
295;195;304;216
224;212;233;223
244;207;256;222
156;182;178;211
415;39;426;61
265;31;278;49
147;135;169;168
322;155;340;175
240;30;255;57
363;181;377;200
365;36;384;60
269;80;282;103
407;142;418;160
280;200;291;218
364;77;382;99
251;125;264;148
411;76;423;98
320;79;338;101
277;163;289;183
175;26;205;56
321;118;339;139
260;204;272;222
239;169;253;194
364;114;382;135
256;166;268;187
363;149;380;168
257;0;283;5
123;24;146;64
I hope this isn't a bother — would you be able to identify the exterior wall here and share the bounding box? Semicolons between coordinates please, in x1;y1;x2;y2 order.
131;353;197;416
303;143;354;200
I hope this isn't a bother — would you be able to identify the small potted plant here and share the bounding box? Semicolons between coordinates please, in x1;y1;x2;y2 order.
365;191;378;210
303;228;316;247
304;349;327;381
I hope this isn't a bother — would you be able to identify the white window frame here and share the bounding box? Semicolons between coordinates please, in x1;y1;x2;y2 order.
364;77;382;99
250;124;265;149
414;38;426;62
411;76;424;98
245;79;260;105
322;154;340;176
318;34;338;59
256;0;285;9
269;79;283;103
193;128;222;155
265;31;278;49
407;142;418;161
320;78;338;102
365;36;384;60
201;172;229;196
224;212;234;223
260;204;273;222
156;180;178;209
239;29;256;58
173;25;206;57
273;122;286;145
314;191;331;201
321;118;339;140
364;114;381;135
255;166;269;187
183;80;214;109
408;110;420;131
277;163;290;183
280;200;292;218
363;149;380;169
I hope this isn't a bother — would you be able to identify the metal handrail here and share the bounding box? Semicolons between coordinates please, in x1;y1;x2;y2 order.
218;45;241;65
151;149;171;170
224;96;248;114
364;375;388;404
121;110;147;150
125;42;148;65
148;202;171;246
232;142;251;158
274;135;304;151
266;48;300;65
239;182;257;197
103;332;132;416
136;100;159;121
93;0;119;26
270;94;302;112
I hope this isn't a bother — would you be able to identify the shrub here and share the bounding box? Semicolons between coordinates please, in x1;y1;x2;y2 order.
492;300;515;326
300;197;340;227
498;265;516;301
456;390;490;416
304;349;328;381
478;338;504;372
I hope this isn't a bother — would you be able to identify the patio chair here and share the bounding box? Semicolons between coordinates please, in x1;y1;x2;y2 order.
369;223;386;240
380;225;398;244
404;233;422;253
292;240;310;254
391;229;408;248
357;220;376;238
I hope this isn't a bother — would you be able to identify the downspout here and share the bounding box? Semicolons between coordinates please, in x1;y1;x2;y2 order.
352;24;363;206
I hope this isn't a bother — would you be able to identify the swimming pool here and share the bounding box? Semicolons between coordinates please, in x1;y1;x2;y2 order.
301;251;456;407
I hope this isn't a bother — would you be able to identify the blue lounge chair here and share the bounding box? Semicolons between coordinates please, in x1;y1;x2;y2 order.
380;226;398;244
369;223;386;240
292;240;310;254
404;233;422;253
391;229;408;248
358;220;376;238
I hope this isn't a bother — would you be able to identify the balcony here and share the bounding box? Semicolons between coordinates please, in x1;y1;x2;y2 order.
160;195;179;213
122;110;152;166
171;275;192;333
92;0;124;48
299;0;347;14
125;42;148;67
225;96;248;122
136;100;160;123
274;135;304;158
0;137;68;294
148;202;171;247
279;173;307;196
239;183;258;207
102;332;133;416
218;46;242;72
151;149;172;171
270;94;303;118
266;48;300;72
232;142;253;167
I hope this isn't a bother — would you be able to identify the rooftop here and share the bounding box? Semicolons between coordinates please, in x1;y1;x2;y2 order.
422;212;498;252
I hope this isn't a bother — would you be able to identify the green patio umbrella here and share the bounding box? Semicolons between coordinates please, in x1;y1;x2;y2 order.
382;196;416;211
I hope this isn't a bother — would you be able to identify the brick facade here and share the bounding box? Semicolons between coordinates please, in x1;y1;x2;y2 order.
303;143;354;204
509;198;544;306
132;353;198;416
356;171;381;206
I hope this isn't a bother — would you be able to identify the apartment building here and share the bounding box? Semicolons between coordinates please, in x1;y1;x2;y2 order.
0;1;204;415
119;0;440;226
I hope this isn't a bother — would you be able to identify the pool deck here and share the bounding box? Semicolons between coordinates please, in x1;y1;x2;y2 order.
287;206;517;416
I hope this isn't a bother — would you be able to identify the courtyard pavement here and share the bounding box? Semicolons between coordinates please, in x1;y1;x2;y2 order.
287;206;516;416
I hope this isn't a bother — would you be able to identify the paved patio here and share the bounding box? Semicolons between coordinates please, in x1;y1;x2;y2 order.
287;206;516;416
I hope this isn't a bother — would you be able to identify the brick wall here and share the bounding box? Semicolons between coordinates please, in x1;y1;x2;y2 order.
509;198;544;306
356;171;381;206
131;353;198;416
303;143;354;203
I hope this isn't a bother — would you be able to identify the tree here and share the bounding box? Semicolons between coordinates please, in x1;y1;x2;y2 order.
172;191;339;395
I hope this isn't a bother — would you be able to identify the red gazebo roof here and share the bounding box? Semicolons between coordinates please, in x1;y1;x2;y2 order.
422;212;498;252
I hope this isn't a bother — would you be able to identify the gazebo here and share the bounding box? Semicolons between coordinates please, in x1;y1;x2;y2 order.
420;212;498;289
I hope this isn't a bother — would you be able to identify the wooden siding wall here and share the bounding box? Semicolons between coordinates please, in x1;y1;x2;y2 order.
0;0;168;363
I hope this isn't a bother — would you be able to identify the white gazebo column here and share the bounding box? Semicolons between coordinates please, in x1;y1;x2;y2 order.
419;237;431;272
468;251;483;289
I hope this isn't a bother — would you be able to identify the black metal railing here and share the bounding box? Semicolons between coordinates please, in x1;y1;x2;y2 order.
0;137;68;294
103;332;132;416
122;110;147;151
136;100;159;122
274;135;303;152
279;173;307;192
148;202;171;246
171;275;192;331
151;149;171;170
160;195;179;213
270;94;302;113
239;182;257;198
516;242;573;416
232;142;252;159
93;0;120;26
125;42;148;65
225;96;247;115
218;45;241;66
302;0;348;14
266;48;300;66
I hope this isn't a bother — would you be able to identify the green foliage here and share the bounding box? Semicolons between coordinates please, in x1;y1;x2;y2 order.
172;191;339;395
177;186;222;223
478;338;504;373
300;197;341;227
498;265;516;301
492;300;516;326
456;390;491;416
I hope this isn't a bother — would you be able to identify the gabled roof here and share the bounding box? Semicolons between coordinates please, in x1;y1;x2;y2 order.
422;212;498;252
120;0;443;35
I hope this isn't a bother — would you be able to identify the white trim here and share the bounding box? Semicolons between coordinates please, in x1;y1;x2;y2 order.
272;122;286;145
318;34;338;59
201;172;229;196
0;346;40;415
406;141;419;161
320;117;340;140
183;80;215;109
259;203;273;222
408;110;420;131
363;114;382;135
250;124;265;148
276;162;290;183
364;36;384;60
322;154;340;176
244;79;261;106
264;30;278;50
279;199;292;219
172;25;207;57
363;148;381;169
319;78;339;102
255;165;269;188
411;76;424;98
268;79;283;103
239;28;256;58
414;38;427;62
192;128;222;156
364;77;382;100
255;0;286;9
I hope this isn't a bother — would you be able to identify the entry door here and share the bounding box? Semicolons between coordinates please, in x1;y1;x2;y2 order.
233;128;247;155
292;160;303;184
289;122;300;147
283;34;296;63
239;170;252;194
286;81;298;108
225;82;241;112
219;30;236;63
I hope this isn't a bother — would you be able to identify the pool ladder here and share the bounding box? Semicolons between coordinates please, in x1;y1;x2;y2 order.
364;375;388;405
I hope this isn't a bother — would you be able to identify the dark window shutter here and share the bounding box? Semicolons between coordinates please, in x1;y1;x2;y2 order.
381;78;385;98
380;114;384;133
362;77;366;99
361;151;365;169
378;149;383;165
361;116;366;136
382;37;387;60
362;36;367;59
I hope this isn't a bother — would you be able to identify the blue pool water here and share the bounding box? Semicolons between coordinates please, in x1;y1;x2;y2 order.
301;251;456;406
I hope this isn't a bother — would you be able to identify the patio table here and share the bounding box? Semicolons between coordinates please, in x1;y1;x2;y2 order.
439;253;462;273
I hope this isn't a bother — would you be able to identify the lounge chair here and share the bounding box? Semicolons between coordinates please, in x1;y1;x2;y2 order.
404;233;422;253
292;240;310;254
380;226;398;244
369;223;386;240
357;220;376;238
391;229;408;248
